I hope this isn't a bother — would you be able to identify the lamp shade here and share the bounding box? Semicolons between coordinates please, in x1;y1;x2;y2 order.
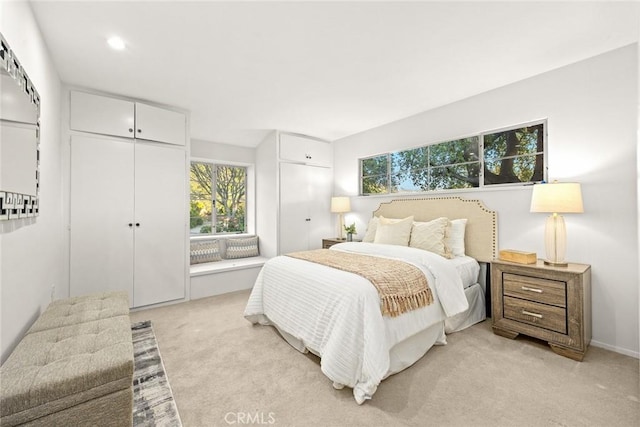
330;196;351;213
530;182;584;214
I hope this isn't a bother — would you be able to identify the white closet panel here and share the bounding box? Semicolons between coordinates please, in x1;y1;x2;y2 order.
69;135;135;303
306;165;333;249
279;163;311;254
133;143;186;306
279;162;332;254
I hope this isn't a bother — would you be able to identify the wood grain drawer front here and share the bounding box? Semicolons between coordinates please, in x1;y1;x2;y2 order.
503;296;567;334
503;273;566;307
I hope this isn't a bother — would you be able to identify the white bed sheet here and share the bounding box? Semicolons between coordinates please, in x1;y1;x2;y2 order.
448;255;481;288
444;283;486;333
244;242;468;404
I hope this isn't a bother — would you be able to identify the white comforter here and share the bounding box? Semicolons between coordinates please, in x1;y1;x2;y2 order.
244;242;468;403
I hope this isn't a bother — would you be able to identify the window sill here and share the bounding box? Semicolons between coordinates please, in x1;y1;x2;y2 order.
190;256;268;276
190;233;256;242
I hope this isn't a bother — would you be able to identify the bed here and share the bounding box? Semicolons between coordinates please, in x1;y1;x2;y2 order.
244;197;497;404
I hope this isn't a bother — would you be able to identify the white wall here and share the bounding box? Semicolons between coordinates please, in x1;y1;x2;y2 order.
333;45;639;357
1;2;64;362
255;132;279;257
191;138;255;164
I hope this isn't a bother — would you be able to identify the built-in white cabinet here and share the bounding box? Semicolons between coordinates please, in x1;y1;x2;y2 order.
70;91;186;146
279;162;332;254
256;131;333;257
279;133;332;167
69;135;186;307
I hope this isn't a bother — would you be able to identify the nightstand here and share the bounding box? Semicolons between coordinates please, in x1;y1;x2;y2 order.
491;259;591;361
322;238;346;249
322;238;360;249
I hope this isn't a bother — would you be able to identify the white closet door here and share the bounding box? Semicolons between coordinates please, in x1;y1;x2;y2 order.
133;143;186;307
279;162;311;254
135;103;186;146
307;166;332;249
70;135;134;303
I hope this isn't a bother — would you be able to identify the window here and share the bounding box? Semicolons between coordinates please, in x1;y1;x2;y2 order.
190;162;247;235
483;123;545;185
359;121;545;195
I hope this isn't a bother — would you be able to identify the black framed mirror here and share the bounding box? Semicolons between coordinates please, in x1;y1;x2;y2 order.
0;32;40;221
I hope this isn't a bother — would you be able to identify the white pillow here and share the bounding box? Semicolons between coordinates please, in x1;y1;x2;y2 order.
374;216;414;246
447;218;467;257
409;217;451;258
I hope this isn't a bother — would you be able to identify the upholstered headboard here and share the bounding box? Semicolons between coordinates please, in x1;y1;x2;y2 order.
372;197;497;262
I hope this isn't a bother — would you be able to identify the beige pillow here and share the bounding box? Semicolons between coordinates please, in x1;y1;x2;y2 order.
374;216;414;246
362;217;379;243
409;217;452;258
363;216;406;243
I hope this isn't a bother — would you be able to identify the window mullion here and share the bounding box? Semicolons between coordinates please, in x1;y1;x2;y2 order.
211;164;217;234
387;153;392;194
479;136;484;189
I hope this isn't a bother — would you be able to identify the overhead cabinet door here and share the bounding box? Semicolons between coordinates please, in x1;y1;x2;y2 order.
279;133;331;167
70;91;135;138
70;135;135;303
135;103;186;146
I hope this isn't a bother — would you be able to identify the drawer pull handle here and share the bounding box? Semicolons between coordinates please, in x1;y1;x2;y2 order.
522;310;543;319
521;286;543;293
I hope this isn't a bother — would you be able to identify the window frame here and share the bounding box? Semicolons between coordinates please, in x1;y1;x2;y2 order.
480;119;547;187
189;157;255;240
359;119;547;196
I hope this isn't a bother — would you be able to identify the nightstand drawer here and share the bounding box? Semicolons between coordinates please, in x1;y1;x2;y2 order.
503;296;567;334
503;273;566;307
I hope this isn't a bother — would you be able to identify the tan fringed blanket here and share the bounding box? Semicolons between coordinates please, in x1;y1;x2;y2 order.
286;249;433;317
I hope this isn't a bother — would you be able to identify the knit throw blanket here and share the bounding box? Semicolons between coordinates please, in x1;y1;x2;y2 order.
286;249;433;317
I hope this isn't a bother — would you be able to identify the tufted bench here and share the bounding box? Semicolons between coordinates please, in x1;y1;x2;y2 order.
0;291;133;427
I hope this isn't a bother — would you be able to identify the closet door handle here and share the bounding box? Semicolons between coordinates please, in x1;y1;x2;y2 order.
128;128;133;133
128;223;133;227
305;218;311;222
135;223;140;227
137;129;142;134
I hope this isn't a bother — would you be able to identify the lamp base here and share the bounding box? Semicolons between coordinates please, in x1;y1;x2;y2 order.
543;259;568;267
544;213;567;266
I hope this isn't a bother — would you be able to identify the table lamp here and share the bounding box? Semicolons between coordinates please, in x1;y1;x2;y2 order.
530;181;583;266
330;196;351;240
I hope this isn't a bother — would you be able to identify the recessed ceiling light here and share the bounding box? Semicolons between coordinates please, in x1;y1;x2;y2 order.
107;36;126;51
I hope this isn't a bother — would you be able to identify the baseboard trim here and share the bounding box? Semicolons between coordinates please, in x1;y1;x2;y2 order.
590;340;639;359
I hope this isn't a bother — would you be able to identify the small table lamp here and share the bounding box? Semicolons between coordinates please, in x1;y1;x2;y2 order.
530;182;583;266
330;196;351;240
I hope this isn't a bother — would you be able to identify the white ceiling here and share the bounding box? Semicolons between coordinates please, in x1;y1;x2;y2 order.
30;1;639;147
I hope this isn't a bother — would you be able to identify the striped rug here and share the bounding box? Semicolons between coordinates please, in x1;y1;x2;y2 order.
132;321;182;427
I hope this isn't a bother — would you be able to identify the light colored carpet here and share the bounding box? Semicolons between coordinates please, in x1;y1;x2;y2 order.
131;290;639;427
